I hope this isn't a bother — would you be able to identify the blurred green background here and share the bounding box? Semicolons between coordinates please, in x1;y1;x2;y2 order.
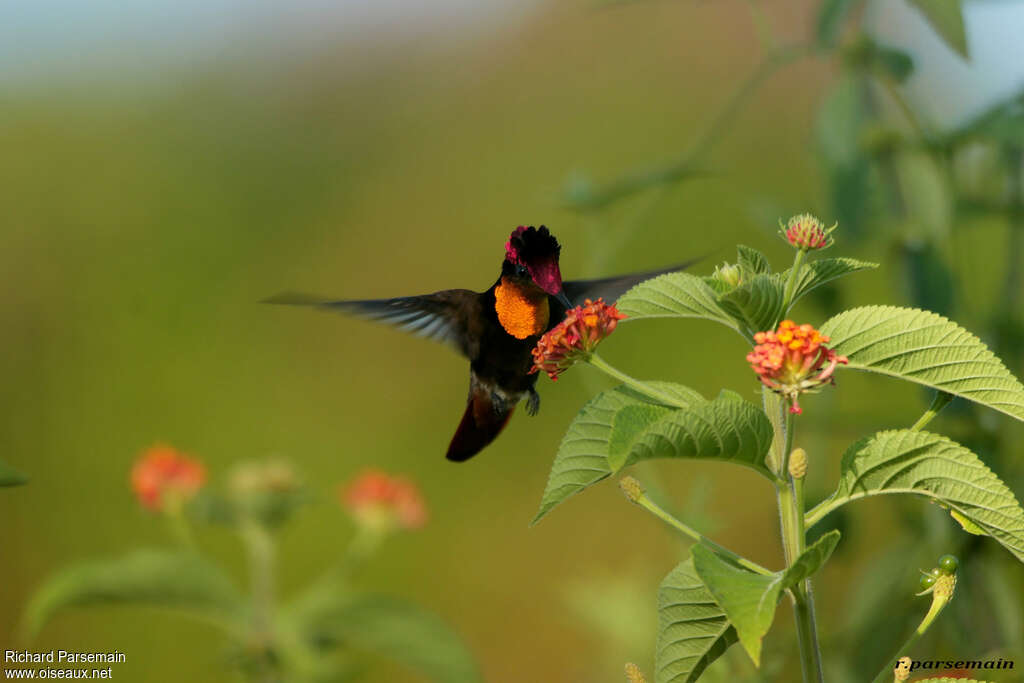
2;0;1023;680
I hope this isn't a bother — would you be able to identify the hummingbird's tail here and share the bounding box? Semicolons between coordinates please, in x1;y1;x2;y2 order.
446;376;516;462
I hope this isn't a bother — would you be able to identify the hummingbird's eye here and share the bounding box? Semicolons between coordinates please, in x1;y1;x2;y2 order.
515;264;529;277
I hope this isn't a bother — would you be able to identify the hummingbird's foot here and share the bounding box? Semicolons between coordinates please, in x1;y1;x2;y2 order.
525;388;541;416
490;391;509;416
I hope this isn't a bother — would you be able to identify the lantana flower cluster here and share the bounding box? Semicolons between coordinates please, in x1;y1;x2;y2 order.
531;298;626;380
747;320;848;414
131;444;207;510
340;469;427;531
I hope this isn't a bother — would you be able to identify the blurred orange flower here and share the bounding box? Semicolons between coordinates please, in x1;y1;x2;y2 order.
340;469;427;531
747;320;848;414
131;444;207;510
530;298;626;380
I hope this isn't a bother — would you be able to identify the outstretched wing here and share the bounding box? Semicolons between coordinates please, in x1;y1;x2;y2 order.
265;290;481;359
562;259;701;306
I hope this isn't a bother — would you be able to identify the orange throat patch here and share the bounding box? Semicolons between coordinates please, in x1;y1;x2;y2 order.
494;277;550;340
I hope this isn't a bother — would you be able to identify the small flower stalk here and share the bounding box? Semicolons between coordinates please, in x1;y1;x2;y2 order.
340;469;427;532
131;444;206;511
747;320;849;414
531;298;626;380
780;214;836;251
230;460;305;528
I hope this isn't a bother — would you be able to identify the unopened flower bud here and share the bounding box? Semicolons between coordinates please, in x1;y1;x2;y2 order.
788;448;807;479
893;656;912;681
230;460;299;496
619;476;644;504
932;573;956;604
712;263;742;288
779;214;836;251
624;663;647;683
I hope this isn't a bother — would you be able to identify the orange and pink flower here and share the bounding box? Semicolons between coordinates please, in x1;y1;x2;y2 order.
340;469;427;531
530;298;626;380
747;320;848;414
131;444;206;510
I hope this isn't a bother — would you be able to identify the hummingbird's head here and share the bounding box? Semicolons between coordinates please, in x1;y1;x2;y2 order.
504;225;565;299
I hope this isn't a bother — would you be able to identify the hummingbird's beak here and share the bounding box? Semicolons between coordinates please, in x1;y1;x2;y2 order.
556;291;572;308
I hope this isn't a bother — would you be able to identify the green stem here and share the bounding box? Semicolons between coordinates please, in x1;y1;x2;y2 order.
744;0;776;52
633;488;773;576
870;581;954;683
163;495;196;549
804;497;839;529
878;75;928;143
782;249;808;314
242;522;277;673
909;391;954;432
587;354;690;408
762;391;788;474
767;389;824;683
339;526;385;575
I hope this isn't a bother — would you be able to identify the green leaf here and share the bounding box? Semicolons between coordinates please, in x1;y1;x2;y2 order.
0;459;28;487
817;0;860;47
816;74;873;237
820;306;1024;422
896;152;952;242
947;92;1024;146
817;74;866;168
829;160;873;239
901;241;955;316
303;596;482;683
533;383;704;524
692;531;840;666
906;0;969;59
607;391;774;479
875;45;915;83
609;403;675;461
656;558;737;683
808;430;1024;564
950;509;985;535
736;245;771;276
24;549;244;637
782;257;878;311
718;273;785;333
617;272;742;336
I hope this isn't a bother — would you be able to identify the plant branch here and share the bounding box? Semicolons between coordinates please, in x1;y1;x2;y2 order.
242;523;276;639
870;575;956;683
909;390;954;431
163;495;196;549
744;0;776;52
782;248;808;315
768;390;824;682
623;478;773;575
587;354;691;408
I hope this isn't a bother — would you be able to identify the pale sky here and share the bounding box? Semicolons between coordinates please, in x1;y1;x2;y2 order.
0;0;535;82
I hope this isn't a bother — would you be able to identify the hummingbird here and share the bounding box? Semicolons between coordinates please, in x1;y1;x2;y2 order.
268;226;691;462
